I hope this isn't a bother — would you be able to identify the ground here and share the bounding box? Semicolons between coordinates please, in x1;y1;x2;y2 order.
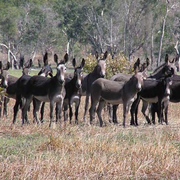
0;96;180;179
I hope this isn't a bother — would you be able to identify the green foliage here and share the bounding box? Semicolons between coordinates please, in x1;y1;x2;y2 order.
84;53;132;79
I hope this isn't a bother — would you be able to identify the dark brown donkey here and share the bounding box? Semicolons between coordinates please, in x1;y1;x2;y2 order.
62;58;85;124
0;62;20;117
18;53;68;127
0;65;53;124
89;69;147;127
82;51;108;121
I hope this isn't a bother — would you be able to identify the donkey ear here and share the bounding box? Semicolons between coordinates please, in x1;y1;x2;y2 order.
6;61;10;70
146;58;150;67
103;51;108;60
64;53;68;63
43;52;48;66
95;51;99;60
81;58;85;68
72;58;76;68
54;54;58;64
0;61;3;70
136;58;140;66
165;54;168;63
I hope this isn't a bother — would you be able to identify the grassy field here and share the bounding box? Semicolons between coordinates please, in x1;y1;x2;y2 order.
0;96;180;179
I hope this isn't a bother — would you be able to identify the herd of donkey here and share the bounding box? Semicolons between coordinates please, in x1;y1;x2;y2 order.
0;51;180;128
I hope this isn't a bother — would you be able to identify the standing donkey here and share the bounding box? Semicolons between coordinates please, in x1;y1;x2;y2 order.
62;58;85;124
89;69;147;127
18;53;68;127
1;65;53;124
82;51;108;121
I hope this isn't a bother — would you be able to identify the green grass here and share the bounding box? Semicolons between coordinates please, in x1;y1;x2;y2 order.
8;68;74;77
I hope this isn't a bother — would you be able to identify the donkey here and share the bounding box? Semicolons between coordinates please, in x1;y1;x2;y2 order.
0;62;19;117
19;53;68;127
130;76;173;126
89;69;146;127
108;58;149;123
11;64;53;124
154;74;180;124
82;51;108;121
130;55;176;126
110;54;176;125
62;58;85;124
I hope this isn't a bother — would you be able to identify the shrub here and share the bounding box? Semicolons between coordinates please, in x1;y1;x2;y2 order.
84;53;133;79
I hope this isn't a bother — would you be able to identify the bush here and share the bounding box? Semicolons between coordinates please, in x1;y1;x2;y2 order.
84;53;133;79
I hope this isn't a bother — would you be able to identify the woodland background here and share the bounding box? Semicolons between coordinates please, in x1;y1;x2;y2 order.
0;0;180;68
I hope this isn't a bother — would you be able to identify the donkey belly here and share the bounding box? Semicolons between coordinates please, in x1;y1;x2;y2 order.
102;97;123;105
34;95;50;102
141;96;158;103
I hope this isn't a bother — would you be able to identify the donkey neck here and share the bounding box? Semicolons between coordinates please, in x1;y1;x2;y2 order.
91;68;102;78
123;77;139;98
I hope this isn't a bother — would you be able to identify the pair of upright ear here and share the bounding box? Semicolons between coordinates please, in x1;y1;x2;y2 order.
95;51;108;61
72;58;85;68
54;53;69;65
165;54;178;64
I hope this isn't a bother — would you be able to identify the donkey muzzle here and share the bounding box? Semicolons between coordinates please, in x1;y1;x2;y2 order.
59;80;64;85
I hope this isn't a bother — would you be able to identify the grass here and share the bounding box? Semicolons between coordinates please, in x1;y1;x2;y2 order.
0;97;180;179
1;69;180;179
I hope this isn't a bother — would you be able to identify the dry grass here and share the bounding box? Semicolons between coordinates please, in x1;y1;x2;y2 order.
0;98;180;179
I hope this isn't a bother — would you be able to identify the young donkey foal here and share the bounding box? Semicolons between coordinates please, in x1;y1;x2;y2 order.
16;54;68;127
63;58;85;124
89;70;146;127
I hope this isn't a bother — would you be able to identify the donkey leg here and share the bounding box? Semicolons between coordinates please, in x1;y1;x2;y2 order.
0;95;3;118
123;103;129;128
89;100;98;124
21;97;32;126
83;94;90;121
3;97;9;118
40;102;45;123
13;94;21;124
57;100;64;127
150;103;156;124
49;101;55;128
75;99;81;124
112;105;119;124
141;101;151;124
33;98;41;124
130;97;140;126
97;100;106;127
63;103;68;121
164;105;169;125
108;104;112;123
69;102;73;124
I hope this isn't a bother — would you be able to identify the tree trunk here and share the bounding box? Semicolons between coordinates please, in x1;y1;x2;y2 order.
157;6;168;67
0;43;18;69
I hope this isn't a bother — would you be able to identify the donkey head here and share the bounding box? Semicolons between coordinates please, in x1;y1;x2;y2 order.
132;65;147;91
0;70;9;88
22;67;30;75
72;58;85;89
56;53;68;84
94;51;108;78
38;64;53;77
162;54;176;77
0;61;10;88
